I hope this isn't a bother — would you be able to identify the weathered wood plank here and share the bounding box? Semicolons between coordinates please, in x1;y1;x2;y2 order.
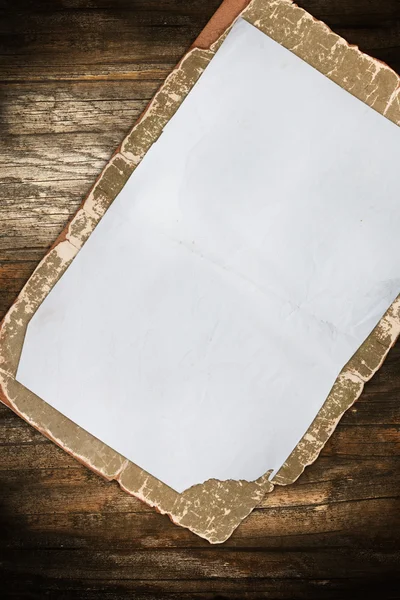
1;541;399;579
0;577;397;600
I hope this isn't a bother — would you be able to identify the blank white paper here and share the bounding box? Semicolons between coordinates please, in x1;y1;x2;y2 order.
16;19;400;492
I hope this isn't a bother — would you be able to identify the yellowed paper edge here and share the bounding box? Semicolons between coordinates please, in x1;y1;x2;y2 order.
1;0;399;542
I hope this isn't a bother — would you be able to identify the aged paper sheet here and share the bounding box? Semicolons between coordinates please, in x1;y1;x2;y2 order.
16;20;400;492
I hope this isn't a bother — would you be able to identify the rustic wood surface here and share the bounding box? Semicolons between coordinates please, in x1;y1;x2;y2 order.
0;1;399;598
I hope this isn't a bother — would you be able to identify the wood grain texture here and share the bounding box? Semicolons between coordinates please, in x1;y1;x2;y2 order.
0;0;399;597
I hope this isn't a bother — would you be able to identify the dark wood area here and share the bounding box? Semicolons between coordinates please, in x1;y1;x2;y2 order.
0;1;399;598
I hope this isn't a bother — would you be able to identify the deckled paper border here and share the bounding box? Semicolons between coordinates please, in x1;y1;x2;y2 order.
1;0;399;543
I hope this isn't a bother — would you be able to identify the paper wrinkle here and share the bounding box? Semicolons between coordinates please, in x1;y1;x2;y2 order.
152;222;366;374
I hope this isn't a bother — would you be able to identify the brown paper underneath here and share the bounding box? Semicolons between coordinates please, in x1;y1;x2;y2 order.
1;0;399;543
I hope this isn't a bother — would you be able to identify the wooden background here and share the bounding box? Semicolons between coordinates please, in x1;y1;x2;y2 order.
0;1;399;598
